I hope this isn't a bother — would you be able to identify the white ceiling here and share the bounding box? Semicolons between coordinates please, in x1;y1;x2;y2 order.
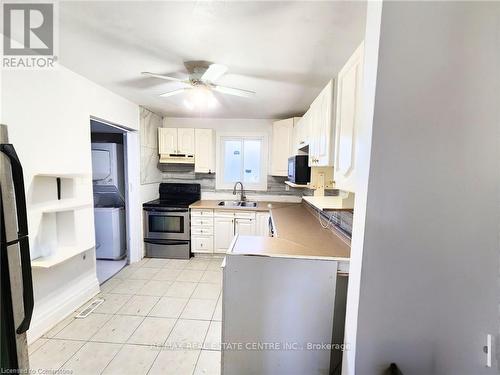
59;1;366;119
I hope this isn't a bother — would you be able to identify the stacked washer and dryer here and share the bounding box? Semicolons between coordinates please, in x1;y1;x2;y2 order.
91;142;126;261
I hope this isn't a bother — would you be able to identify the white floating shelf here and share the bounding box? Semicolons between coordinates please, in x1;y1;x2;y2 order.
34;172;89;178
31;245;93;268
31;199;92;213
303;194;354;211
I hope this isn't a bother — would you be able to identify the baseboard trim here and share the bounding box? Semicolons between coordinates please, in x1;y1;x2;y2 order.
27;273;100;344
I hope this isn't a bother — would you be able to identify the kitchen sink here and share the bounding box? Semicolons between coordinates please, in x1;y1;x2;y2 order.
218;200;242;207
239;201;257;207
217;200;258;207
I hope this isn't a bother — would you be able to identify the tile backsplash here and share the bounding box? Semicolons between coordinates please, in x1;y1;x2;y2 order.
159;163;353;238
159;163;303;196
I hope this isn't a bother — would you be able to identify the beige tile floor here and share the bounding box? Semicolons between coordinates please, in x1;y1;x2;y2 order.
29;256;223;375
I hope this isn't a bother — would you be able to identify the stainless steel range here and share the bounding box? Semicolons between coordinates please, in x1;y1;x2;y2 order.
143;183;201;259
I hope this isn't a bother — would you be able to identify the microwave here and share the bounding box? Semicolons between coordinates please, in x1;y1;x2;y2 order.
288;155;311;184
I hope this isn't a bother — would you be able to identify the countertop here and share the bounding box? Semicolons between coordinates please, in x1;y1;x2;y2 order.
189;200;295;212
190;200;350;265
230;203;350;261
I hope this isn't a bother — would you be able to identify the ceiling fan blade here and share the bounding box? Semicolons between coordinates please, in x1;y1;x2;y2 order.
212;85;256;98
201;64;228;83
141;72;186;82
159;88;191;97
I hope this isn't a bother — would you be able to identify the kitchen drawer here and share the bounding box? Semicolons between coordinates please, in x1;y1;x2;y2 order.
191;217;214;227
192;226;214;235
214;210;256;220
192;235;214;253
234;211;256;219
214;210;235;218
191;209;214;217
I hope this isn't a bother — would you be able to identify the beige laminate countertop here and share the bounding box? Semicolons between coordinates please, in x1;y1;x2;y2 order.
190;200;350;263
189;200;294;212
232;204;350;261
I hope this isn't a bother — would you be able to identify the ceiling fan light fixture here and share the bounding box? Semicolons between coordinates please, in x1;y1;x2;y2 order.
183;99;194;110
184;87;217;110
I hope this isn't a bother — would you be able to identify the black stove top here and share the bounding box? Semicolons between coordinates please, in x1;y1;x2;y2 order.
142;199;197;208
142;183;201;209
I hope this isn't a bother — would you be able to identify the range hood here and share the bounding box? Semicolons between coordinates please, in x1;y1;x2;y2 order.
159;153;195;164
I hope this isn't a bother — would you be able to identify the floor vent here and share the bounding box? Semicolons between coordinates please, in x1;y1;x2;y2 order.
75;299;104;318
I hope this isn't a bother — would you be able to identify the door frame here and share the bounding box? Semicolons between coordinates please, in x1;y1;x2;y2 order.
90;116;142;264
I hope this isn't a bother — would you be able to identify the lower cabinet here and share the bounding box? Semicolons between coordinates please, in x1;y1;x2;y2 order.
256;212;270;236
191;209;214;254
214;216;235;254
214;211;257;253
234;218;255;236
192;235;213;254
192;208;269;254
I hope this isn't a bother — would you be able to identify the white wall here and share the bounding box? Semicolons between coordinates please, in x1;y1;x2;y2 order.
350;2;499;374
2;65;139;342
342;1;381;373
163;117;273;134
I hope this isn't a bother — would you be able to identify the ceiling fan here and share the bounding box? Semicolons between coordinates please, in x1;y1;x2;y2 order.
141;61;256;99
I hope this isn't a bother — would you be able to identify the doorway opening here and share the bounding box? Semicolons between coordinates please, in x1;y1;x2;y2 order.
90;119;129;283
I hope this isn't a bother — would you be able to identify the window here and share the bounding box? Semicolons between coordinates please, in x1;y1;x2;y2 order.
216;133;268;190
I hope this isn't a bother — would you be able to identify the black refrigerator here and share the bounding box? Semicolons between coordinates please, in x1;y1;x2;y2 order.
0;124;34;371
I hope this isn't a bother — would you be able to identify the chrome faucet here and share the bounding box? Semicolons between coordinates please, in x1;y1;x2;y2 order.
233;181;246;201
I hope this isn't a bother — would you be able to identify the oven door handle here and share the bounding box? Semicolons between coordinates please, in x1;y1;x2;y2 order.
144;239;190;245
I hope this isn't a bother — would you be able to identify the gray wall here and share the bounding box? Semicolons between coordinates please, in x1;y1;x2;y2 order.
355;2;499;374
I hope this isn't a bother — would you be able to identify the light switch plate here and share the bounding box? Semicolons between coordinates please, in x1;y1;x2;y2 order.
485;334;492;367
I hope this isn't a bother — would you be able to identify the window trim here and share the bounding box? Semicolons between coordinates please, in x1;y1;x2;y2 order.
216;132;268;191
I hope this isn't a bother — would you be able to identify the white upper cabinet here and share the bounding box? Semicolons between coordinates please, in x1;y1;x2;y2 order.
309;80;335;167
158;128;177;155
177;128;195;155
271;118;297;176
293;113;310;151
334;42;364;192
158;127;195;156
194;128;214;173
